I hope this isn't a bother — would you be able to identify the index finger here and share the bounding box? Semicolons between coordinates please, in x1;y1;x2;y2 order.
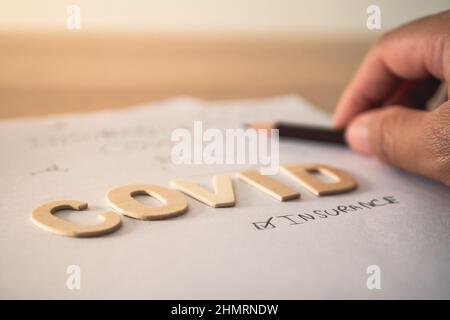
333;11;450;128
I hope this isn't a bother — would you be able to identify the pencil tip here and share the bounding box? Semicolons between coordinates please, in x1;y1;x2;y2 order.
245;122;275;130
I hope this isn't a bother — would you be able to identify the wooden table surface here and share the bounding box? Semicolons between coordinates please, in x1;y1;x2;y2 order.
0;32;375;118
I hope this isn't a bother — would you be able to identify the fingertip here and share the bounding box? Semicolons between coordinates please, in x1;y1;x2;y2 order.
332;111;346;129
345;112;375;156
333;91;355;128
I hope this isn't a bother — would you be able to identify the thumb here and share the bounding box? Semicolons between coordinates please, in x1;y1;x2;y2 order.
345;103;450;186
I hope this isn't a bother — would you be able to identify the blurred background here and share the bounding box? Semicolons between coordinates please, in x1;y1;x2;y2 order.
0;0;448;117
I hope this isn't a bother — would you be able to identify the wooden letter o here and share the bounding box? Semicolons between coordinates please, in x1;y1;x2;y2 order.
106;184;188;220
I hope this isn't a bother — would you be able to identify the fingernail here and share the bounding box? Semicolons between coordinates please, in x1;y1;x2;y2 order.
346;113;373;155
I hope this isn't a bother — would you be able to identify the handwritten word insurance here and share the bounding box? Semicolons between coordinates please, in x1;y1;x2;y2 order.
252;196;400;231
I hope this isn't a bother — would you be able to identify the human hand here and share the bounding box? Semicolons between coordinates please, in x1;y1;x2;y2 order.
333;10;450;186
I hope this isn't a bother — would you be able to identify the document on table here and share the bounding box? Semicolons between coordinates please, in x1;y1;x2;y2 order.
0;95;449;299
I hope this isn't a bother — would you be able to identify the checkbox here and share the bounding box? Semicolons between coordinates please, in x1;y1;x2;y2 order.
252;217;276;230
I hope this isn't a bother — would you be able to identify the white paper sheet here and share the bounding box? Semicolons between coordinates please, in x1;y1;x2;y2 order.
0;95;449;299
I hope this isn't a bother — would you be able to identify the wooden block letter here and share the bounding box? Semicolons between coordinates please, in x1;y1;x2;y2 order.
106;184;188;220
281;163;357;196
237;170;300;201
170;175;235;208
31;200;121;237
